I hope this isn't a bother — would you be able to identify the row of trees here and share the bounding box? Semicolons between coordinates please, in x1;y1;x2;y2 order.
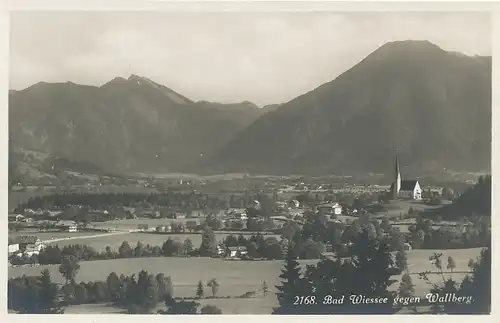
15;191;279;215
10;237;197;266
8;267;224;314
407;214;490;249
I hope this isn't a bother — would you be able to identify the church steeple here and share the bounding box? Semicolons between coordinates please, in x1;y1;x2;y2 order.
395;154;400;179
393;153;401;198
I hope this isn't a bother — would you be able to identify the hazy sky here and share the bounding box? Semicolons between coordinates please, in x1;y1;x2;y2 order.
10;11;491;106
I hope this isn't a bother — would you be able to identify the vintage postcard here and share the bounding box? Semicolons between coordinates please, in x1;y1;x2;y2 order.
4;0;494;318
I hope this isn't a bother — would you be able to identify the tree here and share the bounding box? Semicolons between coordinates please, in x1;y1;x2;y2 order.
468;258;475;270
299;238;324;259
106;272;122;302
395;250;408;273
447;256;456;272
118;241;133;258
397;272;416;312
247;242;259;258
398;272;415;298
156;274;174;302
273;248;308;314
162;238;182;256
38;269;65;313
130;270;159;314
262;281;269;297
74;283;88;304
182;238;194;255
200;305;223;314
196;280;204;298
338;230;398;314
58;255;80;284
380;218;391;233
207;278;220;297
160;299;199;314
457;246;491;314
264;237;284;260
92;281;109;303
199;227;217;257
134;241;145;257
61;283;76;303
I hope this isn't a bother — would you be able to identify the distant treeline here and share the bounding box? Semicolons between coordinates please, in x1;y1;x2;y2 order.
14;191;278;215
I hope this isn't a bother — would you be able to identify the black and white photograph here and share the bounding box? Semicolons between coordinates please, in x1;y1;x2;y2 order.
6;4;492;316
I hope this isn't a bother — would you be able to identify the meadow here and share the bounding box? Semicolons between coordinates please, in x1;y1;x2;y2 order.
9;230;108;242
9;247;482;314
91;218;205;231
42;232;281;251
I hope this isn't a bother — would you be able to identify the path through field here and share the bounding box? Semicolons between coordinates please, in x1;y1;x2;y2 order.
42;231;131;244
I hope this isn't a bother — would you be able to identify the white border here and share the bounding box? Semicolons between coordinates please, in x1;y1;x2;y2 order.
1;1;498;323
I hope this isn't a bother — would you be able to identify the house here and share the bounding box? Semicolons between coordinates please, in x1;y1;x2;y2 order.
318;203;343;216
288;200;300;208
48;211;62;217
8;243;20;255
185;220;199;232
226;246;248;258
156;224;172;233
390;155;422;200
227;208;248;221
57;220;78;231
276;201;287;208
249;200;261;210
216;244;226;257
8;214;25;222
10;236;44;253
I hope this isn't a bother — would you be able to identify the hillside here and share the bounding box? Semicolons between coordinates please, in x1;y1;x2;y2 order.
440;175;491;219
9;75;266;174
207;41;491;175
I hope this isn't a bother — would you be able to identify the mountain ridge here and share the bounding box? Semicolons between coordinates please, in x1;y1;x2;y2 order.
205;40;491;175
9;74;269;174
9;40;491;176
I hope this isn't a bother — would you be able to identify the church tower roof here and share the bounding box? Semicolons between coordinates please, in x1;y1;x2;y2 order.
395;154;401;178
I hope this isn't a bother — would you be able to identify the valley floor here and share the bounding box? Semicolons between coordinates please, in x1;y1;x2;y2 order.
9;247;482;314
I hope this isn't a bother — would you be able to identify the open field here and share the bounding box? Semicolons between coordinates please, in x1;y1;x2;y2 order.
371;200;444;218
9;230;110;242
91;218;206;231
35;232;280;251
9;247;482;314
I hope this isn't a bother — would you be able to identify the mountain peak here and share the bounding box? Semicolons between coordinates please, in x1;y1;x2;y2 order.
371;40;446;58
128;74;144;81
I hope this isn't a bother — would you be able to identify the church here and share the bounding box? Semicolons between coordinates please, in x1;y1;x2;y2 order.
390;155;422;200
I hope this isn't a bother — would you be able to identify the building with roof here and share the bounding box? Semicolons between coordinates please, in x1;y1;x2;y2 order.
390;155;422;200
318;202;342;216
226;246;248;258
8;235;45;256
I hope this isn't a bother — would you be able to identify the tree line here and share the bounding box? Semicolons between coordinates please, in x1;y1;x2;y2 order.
14;191;278;214
8;266;224;314
11;210;490;267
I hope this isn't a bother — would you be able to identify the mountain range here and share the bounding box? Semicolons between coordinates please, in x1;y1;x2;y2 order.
9;74;270;175
9;40;491;177
206;40;491;175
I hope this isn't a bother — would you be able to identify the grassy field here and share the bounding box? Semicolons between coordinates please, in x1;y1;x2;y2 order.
9;247;482;314
91;218;205;231
9;230;108;242
38;232;280;251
